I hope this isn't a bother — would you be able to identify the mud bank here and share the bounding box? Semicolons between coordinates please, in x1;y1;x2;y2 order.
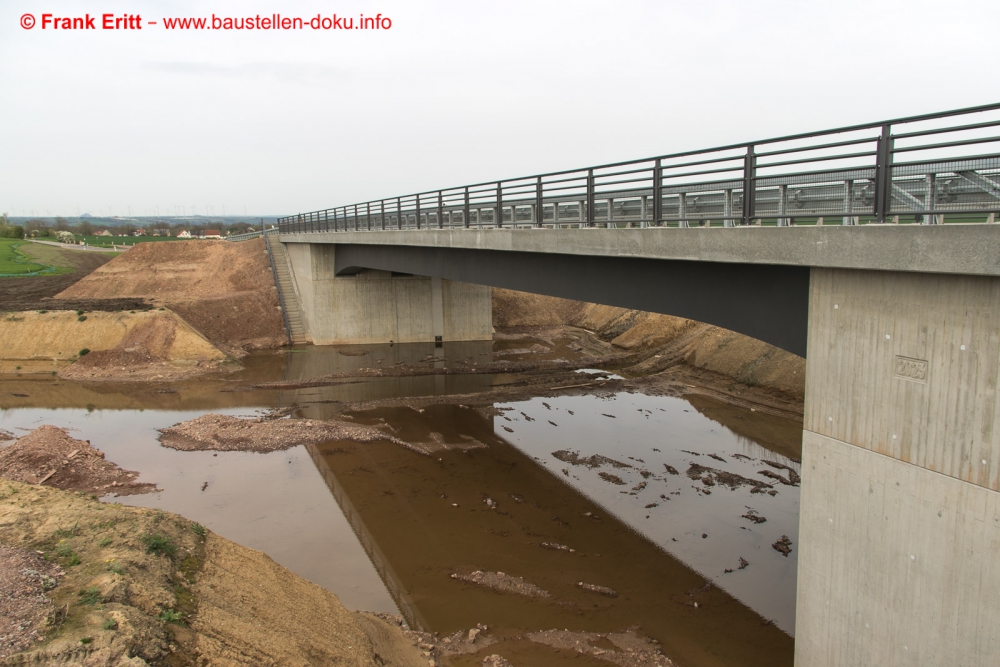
0;309;230;380
0;482;426;666
0;425;156;496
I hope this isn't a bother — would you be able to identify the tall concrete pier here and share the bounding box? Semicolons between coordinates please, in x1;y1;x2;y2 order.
796;268;1000;665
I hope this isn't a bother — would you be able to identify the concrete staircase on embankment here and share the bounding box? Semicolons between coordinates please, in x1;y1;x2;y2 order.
266;234;308;345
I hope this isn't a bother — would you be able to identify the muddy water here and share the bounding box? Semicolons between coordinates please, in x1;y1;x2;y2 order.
0;340;800;666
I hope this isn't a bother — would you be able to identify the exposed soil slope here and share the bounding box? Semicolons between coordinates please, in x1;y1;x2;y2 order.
0;310;228;380
492;288;806;401
56;239;285;355
0;482;424;666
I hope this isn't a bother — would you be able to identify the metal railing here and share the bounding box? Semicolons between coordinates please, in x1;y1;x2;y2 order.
278;103;1000;233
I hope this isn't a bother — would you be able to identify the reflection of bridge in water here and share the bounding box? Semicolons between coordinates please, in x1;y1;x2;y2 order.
301;400;799;666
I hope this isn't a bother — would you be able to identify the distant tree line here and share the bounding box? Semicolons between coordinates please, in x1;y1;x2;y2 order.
9;218;264;239
0;213;25;239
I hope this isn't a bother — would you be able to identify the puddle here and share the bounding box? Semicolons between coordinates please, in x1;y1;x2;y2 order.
0;339;800;666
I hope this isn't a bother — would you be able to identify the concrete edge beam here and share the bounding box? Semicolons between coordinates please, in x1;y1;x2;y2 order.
281;225;1000;278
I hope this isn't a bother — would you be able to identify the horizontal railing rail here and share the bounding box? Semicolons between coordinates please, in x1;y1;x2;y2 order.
279;103;1000;233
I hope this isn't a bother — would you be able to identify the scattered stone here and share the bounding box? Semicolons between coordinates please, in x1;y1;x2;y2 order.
552;450;631;469
540;542;575;553
738;557;750;570
772;535;793;556
741;508;767;524
0;546;65;661
686;463;774;493
663;464;679;475
482;655;513;667
598;472;626;485
576;581;618;597
707;453;726;462
451;571;550;598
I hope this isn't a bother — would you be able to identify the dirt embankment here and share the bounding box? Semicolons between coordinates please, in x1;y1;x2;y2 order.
492;288;806;405
0;425;423;666
0;310;229;380
56;239;286;356
0;481;424;666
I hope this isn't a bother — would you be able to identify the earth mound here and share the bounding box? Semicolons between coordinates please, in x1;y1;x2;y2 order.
0;425;156;496
56;238;285;354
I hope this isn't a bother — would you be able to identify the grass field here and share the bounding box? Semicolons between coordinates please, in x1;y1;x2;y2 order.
0;239;50;275
74;235;185;248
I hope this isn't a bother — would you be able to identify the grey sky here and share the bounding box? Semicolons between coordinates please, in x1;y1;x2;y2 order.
2;0;998;217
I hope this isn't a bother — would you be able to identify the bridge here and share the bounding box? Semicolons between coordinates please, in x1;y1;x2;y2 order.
265;104;1000;665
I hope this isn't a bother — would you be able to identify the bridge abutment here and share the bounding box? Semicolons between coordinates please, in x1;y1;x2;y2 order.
796;267;1000;665
284;242;492;345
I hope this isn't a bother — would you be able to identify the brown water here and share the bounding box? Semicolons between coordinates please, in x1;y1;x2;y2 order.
0;341;800;666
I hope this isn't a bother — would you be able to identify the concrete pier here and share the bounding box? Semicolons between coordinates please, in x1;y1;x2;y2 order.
283;242;492;345
796;268;1000;666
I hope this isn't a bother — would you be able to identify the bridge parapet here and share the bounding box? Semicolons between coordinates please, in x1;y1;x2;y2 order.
280;103;1000;234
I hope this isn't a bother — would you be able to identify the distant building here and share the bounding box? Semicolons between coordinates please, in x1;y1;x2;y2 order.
96;230;113;237
202;230;222;239
177;230;192;238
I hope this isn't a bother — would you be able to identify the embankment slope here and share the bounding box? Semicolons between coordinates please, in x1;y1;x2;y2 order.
56;239;285;355
0;310;228;380
493;288;805;401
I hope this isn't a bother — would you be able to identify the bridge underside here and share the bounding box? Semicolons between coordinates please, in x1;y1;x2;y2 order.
326;243;810;357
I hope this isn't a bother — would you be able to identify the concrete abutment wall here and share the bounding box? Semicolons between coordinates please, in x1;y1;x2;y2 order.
284;241;492;345
796;268;1000;666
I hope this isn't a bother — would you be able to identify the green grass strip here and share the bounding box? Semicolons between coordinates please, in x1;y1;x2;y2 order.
0;239;56;277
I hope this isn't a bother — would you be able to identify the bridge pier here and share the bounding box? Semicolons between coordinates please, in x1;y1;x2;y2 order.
283;242;492;345
796;267;1000;666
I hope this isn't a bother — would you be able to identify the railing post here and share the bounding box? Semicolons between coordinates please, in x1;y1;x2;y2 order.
678;193;688;228
366;202;372;231
397;197;402;230
535;176;543;228
874;123;893;224
843;180;855;225
380;201;385;230
586;169;595;227
464;187;470;228
416;195;422;229
723;189;734;227
777;184;788;226
741;144;756;226
653;159;662;226
923;174;937;225
437;191;444;229
496;182;503;228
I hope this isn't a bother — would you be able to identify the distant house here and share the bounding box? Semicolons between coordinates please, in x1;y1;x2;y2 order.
177;230;192;238
96;230;113;237
203;230;222;239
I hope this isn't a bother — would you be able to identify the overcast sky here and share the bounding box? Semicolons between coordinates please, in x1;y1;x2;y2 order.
2;0;998;217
